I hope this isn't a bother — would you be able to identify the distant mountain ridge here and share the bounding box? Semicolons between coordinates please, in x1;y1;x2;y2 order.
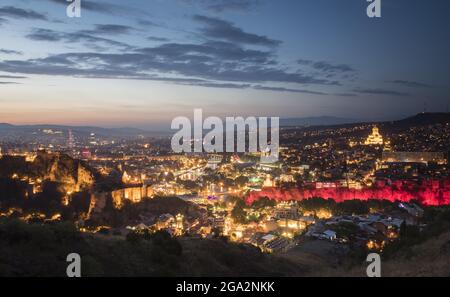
284;112;450;131
280;116;361;127
1;113;448;137
390;112;450;126
0;123;167;137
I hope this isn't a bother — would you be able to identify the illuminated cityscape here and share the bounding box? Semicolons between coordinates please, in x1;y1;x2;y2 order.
1;112;450;277
0;0;449;280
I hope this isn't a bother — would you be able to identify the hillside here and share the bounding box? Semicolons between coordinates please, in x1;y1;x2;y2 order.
0;123;165;138
310;230;450;277
295;112;450;133
0;218;306;277
391;112;450;127
87;196;203;227
1;215;450;277
379;230;450;276
0;151;96;193
280;116;360;127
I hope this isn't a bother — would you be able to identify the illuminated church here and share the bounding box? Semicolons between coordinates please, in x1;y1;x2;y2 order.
364;126;384;145
263;174;275;187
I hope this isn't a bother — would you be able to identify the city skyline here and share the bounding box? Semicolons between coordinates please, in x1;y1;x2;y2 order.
2;0;450;280
0;0;449;129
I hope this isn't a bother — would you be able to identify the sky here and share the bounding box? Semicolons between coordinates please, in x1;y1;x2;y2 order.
0;0;449;130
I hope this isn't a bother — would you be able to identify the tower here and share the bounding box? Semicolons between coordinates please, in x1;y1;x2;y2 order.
175;213;184;230
67;129;75;149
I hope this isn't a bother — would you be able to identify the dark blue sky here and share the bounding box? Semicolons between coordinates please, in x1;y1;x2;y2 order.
0;0;449;128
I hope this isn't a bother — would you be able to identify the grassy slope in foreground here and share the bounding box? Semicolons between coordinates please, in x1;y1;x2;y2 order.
0;218;305;277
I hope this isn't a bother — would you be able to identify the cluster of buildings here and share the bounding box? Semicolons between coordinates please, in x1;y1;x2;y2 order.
130;213;186;237
1;116;449;254
306;212;408;250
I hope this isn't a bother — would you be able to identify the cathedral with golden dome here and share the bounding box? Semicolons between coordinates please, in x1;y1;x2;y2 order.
364;126;384;145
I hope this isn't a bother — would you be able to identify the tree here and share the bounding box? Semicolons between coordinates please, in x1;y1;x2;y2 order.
235;176;248;187
0;178;27;209
126;230;142;243
336;200;369;215
298;197;335;212
251;197;275;209
231;199;247;224
331;221;360;238
148;230;183;256
27;181;64;215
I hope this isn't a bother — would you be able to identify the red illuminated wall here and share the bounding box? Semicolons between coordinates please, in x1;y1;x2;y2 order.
246;178;450;206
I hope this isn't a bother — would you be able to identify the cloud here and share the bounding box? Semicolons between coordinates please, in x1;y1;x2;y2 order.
4;14;338;91
193;0;262;12
0;40;335;87
0;49;23;55
137;41;273;63
147;36;170;42
0;6;47;20
0;81;21;85
387;80;433;88
0;75;27;79
80;24;135;35
194;15;281;47
298;59;355;73
26;28;133;50
179;81;251;89
137;79;327;94
353;88;409;97
26;28;62;41
253;85;327;95
334;92;357;97
137;19;157;26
